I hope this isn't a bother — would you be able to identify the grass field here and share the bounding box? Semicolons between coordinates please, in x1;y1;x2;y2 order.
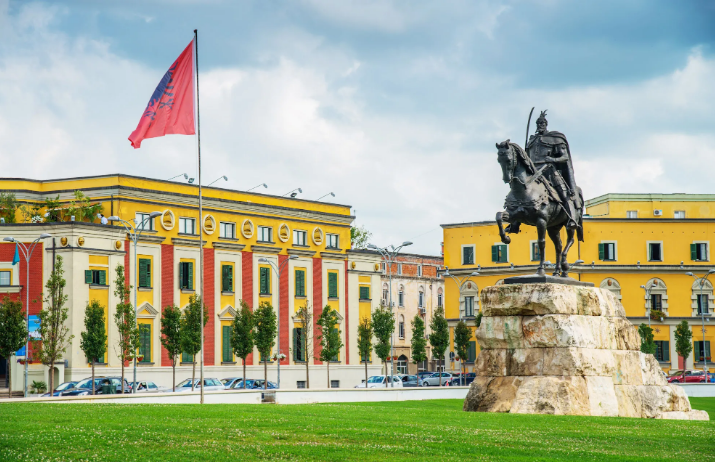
1;399;714;461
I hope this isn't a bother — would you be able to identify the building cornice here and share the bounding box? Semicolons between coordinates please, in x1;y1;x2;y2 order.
171;237;207;247
251;245;282;254
212;242;246;252
320;251;346;260
287;248;316;258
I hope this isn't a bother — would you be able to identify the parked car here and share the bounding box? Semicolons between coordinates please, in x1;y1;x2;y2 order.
417;371;434;382
222;377;243;389
174;378;226;392
228;379;277;390
61;377;131;396
421;372;453;386
667;370;708;383
131;381;165;393
398;374;420;387
42;381;77;397
355;375;403;388
449;373;476;386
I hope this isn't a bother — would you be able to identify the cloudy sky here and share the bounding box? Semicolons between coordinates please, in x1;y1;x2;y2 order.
1;1;714;254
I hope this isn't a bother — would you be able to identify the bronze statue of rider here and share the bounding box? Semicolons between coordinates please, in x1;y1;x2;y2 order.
525;110;580;229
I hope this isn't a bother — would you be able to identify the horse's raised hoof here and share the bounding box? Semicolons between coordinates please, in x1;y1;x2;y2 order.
560;272;569;278
536;267;545;276
502;236;511;244
552;271;560;277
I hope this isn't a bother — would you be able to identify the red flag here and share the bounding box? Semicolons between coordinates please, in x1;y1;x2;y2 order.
129;40;196;149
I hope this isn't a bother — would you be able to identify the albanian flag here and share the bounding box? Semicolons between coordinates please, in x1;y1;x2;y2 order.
129;39;195;148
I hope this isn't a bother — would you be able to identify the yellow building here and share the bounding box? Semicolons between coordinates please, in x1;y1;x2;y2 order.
441;193;715;374
0;174;383;390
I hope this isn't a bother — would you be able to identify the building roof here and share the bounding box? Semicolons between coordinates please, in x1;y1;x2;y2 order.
585;193;715;207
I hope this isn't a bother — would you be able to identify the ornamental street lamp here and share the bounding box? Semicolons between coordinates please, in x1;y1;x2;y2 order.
3;234;52;397
247;183;268;192
258;255;298;389
367;241;413;387
108;212;162;393
686;269;715;374
441;268;479;386
640;283;657;328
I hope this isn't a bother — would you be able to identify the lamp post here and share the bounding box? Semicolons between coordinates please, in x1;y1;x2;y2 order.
639;283;656;328
316;192;335;201
282;188;302;198
258;255;298;389
207;175;228;187
3;234;52;398
247;183;268;192
367;241;413;387
441;268;479;386
108;212;162;393
686;269;715;375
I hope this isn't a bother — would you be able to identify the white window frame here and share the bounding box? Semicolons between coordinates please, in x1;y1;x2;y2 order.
464;296;475;317
529;240;540;262
418;291;424;308
600;240;618;262
493;242;509;264
380;262;386;274
626;210;638;219
398;289;404;307
178;217;196;235
398;316;405;339
397;263;403;275
293;230;307;246
219;222;236;239
417;265;423;277
461;244;475;265
135;212;154;231
326;233;339;249
674;210;686;219
647;241;664;262
693;241;710;262
258;226;273;243
437;292;443;308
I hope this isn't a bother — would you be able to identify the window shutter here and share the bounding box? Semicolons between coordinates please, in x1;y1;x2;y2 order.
221;265;228;292
499;245;508;263
293;328;298;361
260;267;268;294
85;270;92;284
663;341;670;362
228;265;233;292
98;270;106;285
598;243;605;261
691;243;698;261
138;259;147;288
469;341;476;362
296;270;305;297
188;262;193;290
329;273;338;298
331;327;339;361
179;263;184;289
491;245;498;262
223;326;231;362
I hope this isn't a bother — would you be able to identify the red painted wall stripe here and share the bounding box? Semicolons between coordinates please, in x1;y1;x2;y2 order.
160;244;174;366
279;254;289;365
344;259;350;365
242;251;254;365
312;257;323;364
124;239;130;300
203;247;215;366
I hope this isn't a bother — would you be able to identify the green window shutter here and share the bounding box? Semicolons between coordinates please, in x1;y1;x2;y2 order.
139;325;151;362
598;243;605;261
468;341;476;362
691;243;698;261
297;270;305;297
491;245;498;262
331;327;339;361
85;270;92;284
98;270;106;285
360;286;370;299
293;328;298;361
664;341;670;362
228;265;233;292
221;265;228;292
222;326;231;362
179;263;184;289
182;351;193;363
260;267;269;294
499;245;508;263
138;259;147;288
188;262;194;290
328;273;338;298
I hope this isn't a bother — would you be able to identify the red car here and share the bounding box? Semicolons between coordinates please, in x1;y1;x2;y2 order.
667;370;707;383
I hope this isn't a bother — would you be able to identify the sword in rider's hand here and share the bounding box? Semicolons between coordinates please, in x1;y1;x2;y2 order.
524;107;535;149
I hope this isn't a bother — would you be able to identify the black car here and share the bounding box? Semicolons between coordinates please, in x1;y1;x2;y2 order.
42;381;77;397
398;374;420;387
60;377;132;396
449;373;476;386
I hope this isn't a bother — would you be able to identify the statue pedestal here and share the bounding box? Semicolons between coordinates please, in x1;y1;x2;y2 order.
504;274;594;287
464;283;708;420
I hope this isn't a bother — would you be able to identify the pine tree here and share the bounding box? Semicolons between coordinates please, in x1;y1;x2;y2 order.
429;306;449;387
113;264;139;393
160;305;182;392
0;297;27;398
80;300;107;395
357;317;373;388
231;300;255;389
180;295;208;391
317;306;343;388
254;301;277;390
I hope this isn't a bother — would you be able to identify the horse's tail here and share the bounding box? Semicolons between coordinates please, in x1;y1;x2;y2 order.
577;187;584;242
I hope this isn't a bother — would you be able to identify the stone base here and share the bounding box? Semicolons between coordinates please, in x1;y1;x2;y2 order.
465;283;708;420
504;274;594;287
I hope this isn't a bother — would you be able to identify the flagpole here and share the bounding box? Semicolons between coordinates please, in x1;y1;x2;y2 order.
194;28;205;405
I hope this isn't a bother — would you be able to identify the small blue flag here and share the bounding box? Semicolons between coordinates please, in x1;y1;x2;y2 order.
12;243;19;265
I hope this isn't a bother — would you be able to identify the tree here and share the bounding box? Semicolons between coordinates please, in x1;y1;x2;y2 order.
410;314;428;371
294;302;313;388
675;320;693;374
80;300;107;395
113;265;139;393
160;305;182;392
254;301;277;390
429;306;449;387
357;317;373;388
454;320;472;386
180;294;208;391
350;225;372;250
317;306;343;388
0;297;27;398
231;300;255;389
34;255;73;396
0;192;18;223
638;323;657;355
372;305;395;382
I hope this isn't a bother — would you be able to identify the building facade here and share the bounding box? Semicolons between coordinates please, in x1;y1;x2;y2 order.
0;175;385;391
441;193;715;374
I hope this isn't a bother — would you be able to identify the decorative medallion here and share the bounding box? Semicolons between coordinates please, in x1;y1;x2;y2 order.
161;210;175;231
241;219;254;239
467;282;472;289
203;214;216;235
60;237;68;247
374;263;380;271
77;237;85;247
351;261;356;269
312;227;324;245
278;223;290;243
655;328;661;334
607;279;613;286
115;240;122;250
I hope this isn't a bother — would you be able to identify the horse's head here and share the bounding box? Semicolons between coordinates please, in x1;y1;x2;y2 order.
496;139;515;183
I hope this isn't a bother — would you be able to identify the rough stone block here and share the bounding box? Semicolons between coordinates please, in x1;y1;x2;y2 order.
612;351;644;385
476;316;524;350
510;376;591;416
640;353;667;386
542;348;615;376
598;289;627;318
507;348;545;376
475;349;507;376
463;376;524;413
614;385;643;418
687;410;710;421
585;376;619;417
610;317;641;350
522;315;611;349
481;284;603;317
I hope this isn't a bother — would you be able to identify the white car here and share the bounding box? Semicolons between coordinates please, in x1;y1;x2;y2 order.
131;381;167;393
173;378;226;392
355;375;404;388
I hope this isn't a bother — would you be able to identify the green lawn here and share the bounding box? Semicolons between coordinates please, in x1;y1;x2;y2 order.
1;399;713;461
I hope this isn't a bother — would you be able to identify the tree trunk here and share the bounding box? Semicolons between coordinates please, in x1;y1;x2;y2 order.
243;358;247;389
439;357;443;387
364;359;368;389
191;359;196;392
264;359;267;390
7;358;11;398
383;358;387;385
121;352;125;394
48;359;55;399
91;361;96;395
172;359;176;392
306;360;310;389
327;361;330;388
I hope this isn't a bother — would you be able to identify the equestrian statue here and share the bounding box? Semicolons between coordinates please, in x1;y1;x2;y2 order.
495;109;584;278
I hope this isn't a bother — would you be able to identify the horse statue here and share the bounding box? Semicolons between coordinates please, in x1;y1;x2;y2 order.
495;139;584;277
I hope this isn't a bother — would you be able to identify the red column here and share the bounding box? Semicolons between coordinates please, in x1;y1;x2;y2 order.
242;251;254;365
203;248;215;366
4;243;43;360
279;254;289;365
344;259;350;365
124;239;130;300
161;244;174;366
313;257;323;364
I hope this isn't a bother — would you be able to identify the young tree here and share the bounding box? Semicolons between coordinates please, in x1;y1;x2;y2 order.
180;295;208;391
372;305;395;382
429;306;450;387
0;297;27;398
80;300;107;395
34;255;73;396
410;314;428;373
160;305;182;392
231;300;255;389
350;225;372;250
357;316;373;388
675;320;693;374
254;301;277;390
113;264;139;393
294;302;313;388
638;323;657;355
317;306;343;388
454;320;472;386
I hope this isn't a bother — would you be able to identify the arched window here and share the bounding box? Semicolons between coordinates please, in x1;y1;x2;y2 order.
437;288;443;308
398;315;405;339
600;278;622;300
644;278;668;316
495;279;504;286
382;283;389;305
418;285;425;308
397;354;408;374
398;285;405;307
691;278;714;317
460;281;479;318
